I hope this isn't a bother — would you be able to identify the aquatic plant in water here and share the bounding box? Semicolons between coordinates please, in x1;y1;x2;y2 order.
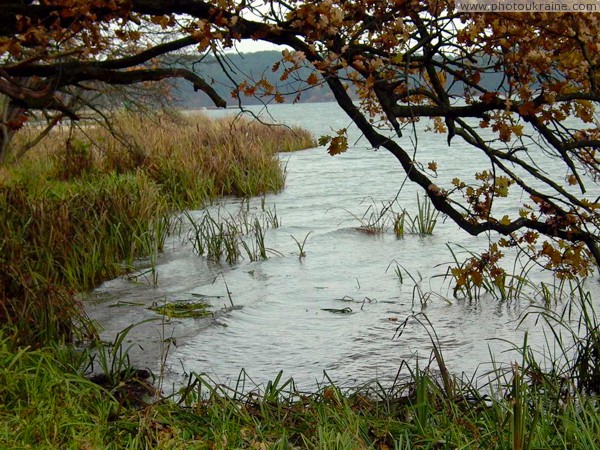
149;300;213;319
185;203;283;264
349;194;440;237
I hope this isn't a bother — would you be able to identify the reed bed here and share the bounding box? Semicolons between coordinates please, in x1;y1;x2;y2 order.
0;172;168;345
1;112;314;346
13;112;315;201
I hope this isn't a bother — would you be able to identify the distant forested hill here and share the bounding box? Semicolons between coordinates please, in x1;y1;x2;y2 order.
171;50;507;109
172;51;335;109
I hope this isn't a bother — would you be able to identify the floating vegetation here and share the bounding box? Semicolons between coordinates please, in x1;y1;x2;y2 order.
149;300;212;319
333;295;376;311
334;295;356;302
107;301;146;308
321;307;353;314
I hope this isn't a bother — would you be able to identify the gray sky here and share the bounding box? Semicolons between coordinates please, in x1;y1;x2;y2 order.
228;39;289;54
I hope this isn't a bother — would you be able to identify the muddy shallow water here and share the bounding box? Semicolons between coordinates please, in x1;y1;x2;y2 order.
85;102;598;392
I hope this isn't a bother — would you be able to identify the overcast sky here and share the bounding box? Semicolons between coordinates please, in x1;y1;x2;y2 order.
227;39;289;54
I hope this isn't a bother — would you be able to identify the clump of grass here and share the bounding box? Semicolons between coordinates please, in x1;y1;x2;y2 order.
185;204;283;264
387;263;437;308
522;278;600;396
0;332;117;449
349;197;391;235
409;193;439;236
349;194;440;237
291;231;312;259
0;172;168;345
441;243;543;301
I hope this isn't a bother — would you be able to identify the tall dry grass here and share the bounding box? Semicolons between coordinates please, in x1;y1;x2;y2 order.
1;111;315;346
14;112;315;202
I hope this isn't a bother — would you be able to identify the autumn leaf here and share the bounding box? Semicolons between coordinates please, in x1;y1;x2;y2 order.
470;270;483;287
319;129;349;156
306;72;319;86
243;85;256;96
328;136;348;156
427;161;438;173
318;135;332;146
511;124;524;137
150;15;173;29
480;92;499;104
574;100;594;123
495;123;512;142
432;117;446;133
518;102;538;116
5;115;27;130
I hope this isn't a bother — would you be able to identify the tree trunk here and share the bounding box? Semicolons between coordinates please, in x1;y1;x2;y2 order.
0;93;24;164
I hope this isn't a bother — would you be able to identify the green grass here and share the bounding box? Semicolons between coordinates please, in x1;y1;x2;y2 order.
185;204;283;264
0;333;117;449
2;301;600;450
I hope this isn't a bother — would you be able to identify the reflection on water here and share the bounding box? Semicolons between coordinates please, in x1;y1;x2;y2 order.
86;102;597;391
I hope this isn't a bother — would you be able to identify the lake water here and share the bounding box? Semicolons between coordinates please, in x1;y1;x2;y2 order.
85;102;597;393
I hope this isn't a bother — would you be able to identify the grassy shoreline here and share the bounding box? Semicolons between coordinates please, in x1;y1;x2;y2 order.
0;112;315;347
2;309;600;449
2;113;600;448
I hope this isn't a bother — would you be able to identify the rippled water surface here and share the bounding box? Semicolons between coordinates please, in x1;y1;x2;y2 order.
86;102;597;391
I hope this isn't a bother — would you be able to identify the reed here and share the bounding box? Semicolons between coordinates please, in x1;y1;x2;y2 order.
409;193;439;236
349;195;439;237
442;244;538;301
0;172;168;345
291;231;312;259
185;204;284;264
393;210;407;238
13;111;315;203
